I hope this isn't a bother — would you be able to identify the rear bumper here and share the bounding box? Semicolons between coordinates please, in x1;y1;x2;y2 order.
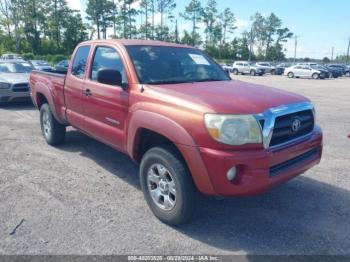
0;89;31;103
198;126;323;196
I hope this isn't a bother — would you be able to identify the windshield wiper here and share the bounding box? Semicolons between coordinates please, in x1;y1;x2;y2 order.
195;78;228;82
145;80;194;85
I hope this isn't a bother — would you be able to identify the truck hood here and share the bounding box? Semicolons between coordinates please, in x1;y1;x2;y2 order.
0;73;30;84
148;80;309;114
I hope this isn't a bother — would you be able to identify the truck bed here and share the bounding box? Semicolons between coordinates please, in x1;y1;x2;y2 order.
29;70;68;123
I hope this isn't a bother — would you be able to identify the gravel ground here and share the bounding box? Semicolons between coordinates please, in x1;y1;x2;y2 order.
0;75;349;255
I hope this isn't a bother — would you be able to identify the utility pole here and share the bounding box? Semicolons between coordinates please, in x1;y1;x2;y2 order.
346;37;350;65
294;36;298;64
331;46;334;61
249;27;253;62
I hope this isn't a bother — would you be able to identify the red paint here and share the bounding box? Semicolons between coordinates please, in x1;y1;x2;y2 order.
29;39;323;196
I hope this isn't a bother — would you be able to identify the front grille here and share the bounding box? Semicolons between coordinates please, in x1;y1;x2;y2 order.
269;147;321;178
13;84;29;92
270;110;314;147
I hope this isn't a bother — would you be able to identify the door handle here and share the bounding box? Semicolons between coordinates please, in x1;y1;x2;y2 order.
83;89;92;97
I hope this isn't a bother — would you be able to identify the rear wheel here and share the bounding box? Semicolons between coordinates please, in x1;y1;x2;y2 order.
288;72;294;78
40;103;66;145
312;73;320;80
346;71;350;77
250;70;256;76
140;145;197;225
233;69;239;75
271;69;276;75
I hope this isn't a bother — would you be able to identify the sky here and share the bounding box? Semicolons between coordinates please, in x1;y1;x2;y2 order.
67;0;350;59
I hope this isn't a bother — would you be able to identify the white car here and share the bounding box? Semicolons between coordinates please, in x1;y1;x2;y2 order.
0;54;24;60
284;65;327;79
220;63;233;74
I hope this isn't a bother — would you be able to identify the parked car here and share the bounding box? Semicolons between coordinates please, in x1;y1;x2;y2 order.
232;61;265;76
0;60;34;104
323;65;343;78
275;63;292;75
220;63;233;74
255;62;276;75
327;64;350;77
0;54;24;60
285;64;328;79
29;40;323;225
55;60;70;71
30;60;53;72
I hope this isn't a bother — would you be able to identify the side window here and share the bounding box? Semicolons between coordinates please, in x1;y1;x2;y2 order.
90;46;127;85
71;45;91;79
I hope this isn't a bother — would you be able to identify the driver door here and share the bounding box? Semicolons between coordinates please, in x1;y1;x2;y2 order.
82;45;129;151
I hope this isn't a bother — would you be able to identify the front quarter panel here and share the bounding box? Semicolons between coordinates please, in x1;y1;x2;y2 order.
127;106;216;195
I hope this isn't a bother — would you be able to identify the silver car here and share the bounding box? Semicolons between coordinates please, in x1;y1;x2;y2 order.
284;64;327;79
0;61;33;104
232;61;265;76
255;62;276;75
30;60;53;72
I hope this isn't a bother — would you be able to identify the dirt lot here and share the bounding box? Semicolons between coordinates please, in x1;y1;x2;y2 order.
0;75;349;255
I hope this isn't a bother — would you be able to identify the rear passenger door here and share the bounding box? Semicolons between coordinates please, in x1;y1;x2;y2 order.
65;45;91;130
82;45;129;151
243;63;250;73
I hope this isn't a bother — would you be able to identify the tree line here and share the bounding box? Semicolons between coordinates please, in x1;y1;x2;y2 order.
0;0;294;62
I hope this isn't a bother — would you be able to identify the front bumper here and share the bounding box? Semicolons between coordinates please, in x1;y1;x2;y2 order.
199;126;323;196
0;87;31;103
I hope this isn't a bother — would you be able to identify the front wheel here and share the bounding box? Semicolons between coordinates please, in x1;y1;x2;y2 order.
250;70;256;76
288;72;294;78
312;73;320;80
40;103;66;145
233;69;239;75
345;72;350;77
140;145;197;225
271;69;276;75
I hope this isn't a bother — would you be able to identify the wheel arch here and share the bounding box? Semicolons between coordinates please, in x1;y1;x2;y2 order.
127;110;216;195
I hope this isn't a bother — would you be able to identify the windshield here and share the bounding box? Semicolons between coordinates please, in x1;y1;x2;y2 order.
126;46;230;84
0;62;33;73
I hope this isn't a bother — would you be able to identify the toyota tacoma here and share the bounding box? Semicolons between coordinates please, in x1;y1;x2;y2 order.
29;40;323;225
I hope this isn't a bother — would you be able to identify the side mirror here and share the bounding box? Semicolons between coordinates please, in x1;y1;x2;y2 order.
97;68;124;88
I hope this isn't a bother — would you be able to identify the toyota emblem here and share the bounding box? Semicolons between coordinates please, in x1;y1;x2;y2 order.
292;118;302;132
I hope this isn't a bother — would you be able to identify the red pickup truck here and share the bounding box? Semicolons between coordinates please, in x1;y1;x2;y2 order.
29;40;323;225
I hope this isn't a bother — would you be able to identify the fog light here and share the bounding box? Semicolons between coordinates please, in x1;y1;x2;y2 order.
227;167;237;181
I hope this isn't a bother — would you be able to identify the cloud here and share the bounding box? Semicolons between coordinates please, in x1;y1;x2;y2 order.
131;0;141;10
66;0;84;13
235;17;248;29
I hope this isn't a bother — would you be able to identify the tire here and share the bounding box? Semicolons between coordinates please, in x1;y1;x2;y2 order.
346;71;350;77
40;103;66;145
329;72;333;78
140;145;197;225
250;70;256;76
233;69;239;75
271;69;276;75
312;73;320;80
288;72;294;78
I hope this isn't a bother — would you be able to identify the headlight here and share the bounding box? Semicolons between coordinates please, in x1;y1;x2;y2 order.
205;114;262;146
0;82;11;89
